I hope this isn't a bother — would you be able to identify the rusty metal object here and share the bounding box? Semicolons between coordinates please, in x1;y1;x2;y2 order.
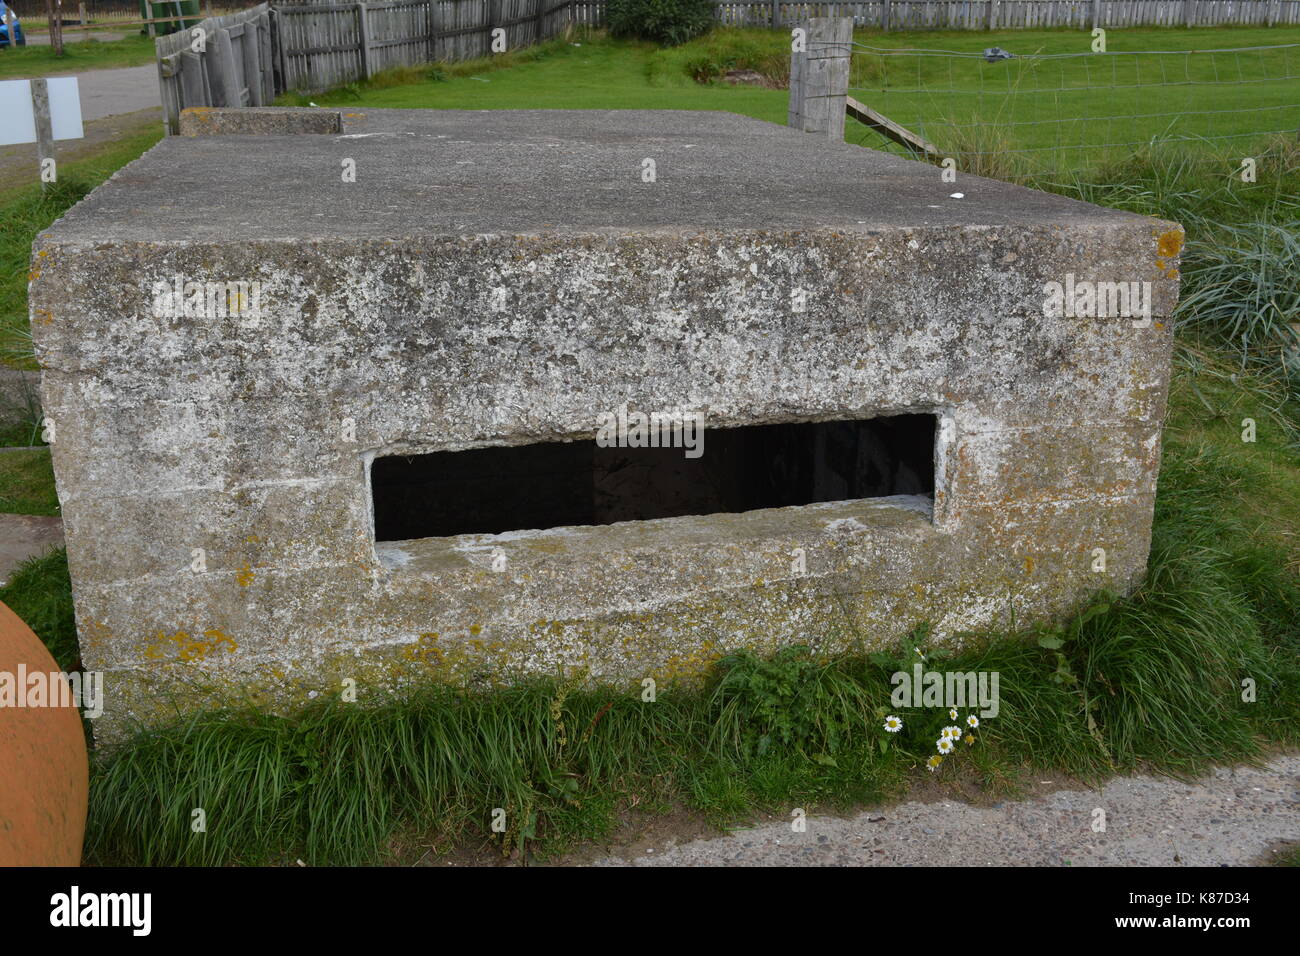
0;600;87;865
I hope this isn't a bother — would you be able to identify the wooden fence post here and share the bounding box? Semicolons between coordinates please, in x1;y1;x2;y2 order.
77;2;86;30
1091;0;1101;30
770;0;778;29
357;2;372;78
788;16;852;141
46;0;64;55
30;78;55;190
880;0;891;31
1183;0;1194;28
986;0;998;30
5;7;17;44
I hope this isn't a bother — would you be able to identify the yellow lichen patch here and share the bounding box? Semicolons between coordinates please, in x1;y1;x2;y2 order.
235;563;254;586
1024;555;1035;575
142;628;238;663
405;632;444;665
203;628;238;655
1156;230;1184;259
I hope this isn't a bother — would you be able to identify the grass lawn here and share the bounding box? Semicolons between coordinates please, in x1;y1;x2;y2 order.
0;446;58;515
287;26;1300;175
0;34;156;79
0;26;1295;864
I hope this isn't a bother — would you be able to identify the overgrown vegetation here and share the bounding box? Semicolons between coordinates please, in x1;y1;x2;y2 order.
606;0;714;46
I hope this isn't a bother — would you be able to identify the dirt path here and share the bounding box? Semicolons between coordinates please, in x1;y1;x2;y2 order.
587;754;1300;866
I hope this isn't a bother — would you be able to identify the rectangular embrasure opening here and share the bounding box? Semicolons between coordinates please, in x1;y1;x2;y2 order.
371;414;935;542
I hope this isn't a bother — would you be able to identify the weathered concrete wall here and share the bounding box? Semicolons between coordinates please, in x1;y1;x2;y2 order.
29;109;1180;742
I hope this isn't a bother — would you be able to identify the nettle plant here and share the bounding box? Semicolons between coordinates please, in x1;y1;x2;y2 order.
708;645;876;764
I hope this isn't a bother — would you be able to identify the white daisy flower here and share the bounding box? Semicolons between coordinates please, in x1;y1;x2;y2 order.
883;715;903;733
937;737;955;755
949;708;958;721
967;715;980;729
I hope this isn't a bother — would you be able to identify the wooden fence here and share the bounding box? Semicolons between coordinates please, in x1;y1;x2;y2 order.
272;0;580;91
156;4;274;133
713;0;1300;28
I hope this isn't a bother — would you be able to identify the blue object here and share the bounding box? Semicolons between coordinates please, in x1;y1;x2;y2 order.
0;1;25;47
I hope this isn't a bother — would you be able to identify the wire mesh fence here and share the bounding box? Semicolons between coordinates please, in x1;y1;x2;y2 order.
838;39;1300;175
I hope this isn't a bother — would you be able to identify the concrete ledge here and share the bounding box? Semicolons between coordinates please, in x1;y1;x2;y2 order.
179;107;343;137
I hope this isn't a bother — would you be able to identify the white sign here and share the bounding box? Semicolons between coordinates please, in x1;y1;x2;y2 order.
0;77;84;146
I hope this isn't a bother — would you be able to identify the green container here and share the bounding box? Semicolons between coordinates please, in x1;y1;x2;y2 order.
148;0;202;37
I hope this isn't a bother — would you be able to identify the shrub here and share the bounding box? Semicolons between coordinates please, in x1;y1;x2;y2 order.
606;0;714;46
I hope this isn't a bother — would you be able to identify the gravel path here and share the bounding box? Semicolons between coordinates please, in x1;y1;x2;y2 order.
592;754;1300;866
44;64;159;122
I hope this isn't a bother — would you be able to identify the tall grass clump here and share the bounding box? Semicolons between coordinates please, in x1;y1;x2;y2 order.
1177;220;1300;386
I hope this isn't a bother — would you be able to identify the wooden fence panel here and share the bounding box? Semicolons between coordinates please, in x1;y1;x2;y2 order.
156;4;273;134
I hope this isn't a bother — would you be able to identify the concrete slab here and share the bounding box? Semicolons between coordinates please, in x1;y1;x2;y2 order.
59;107;1166;238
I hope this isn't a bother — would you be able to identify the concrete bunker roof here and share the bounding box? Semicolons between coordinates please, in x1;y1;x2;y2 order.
42;108;1159;243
